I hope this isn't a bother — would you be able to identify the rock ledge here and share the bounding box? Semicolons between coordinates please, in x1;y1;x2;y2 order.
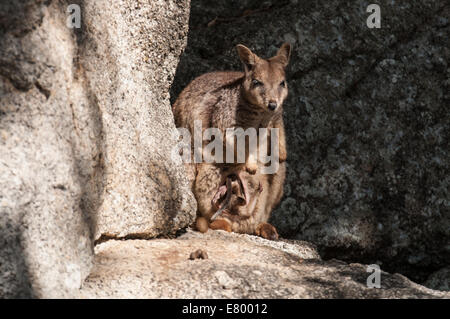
79;230;449;299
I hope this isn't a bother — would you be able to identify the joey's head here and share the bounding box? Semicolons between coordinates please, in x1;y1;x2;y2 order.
236;43;291;113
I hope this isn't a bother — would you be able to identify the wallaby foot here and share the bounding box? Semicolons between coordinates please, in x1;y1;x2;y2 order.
255;222;279;240
210;219;232;232
195;216;209;233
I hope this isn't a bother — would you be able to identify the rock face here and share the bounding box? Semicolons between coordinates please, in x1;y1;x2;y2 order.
0;0;195;298
80;0;196;240
170;0;450;283
424;267;450;292
79;230;449;298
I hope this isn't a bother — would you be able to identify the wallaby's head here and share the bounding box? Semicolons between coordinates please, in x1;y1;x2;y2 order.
236;43;291;113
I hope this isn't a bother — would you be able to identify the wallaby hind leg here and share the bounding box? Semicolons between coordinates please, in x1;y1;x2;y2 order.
255;222;279;240
210;218;232;232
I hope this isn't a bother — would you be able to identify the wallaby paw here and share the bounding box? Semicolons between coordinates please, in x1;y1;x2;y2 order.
246;163;258;175
210;219;232;232
255;222;279;240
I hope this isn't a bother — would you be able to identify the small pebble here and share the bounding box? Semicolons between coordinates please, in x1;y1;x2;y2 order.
214;270;237;289
189;249;208;260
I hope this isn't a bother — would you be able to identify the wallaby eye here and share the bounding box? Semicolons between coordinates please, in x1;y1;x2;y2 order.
280;80;286;88
252;79;263;87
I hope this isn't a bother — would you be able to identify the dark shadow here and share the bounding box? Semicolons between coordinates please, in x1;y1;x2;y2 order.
0;0;51;299
57;0;106;245
0;214;34;298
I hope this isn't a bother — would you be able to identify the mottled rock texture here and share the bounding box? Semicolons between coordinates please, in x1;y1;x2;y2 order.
80;230;449;298
170;0;450;284
424;267;450;292
0;0;195;298
80;0;195;240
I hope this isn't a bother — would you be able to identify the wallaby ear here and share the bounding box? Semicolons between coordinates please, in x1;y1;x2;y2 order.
236;44;256;71
275;42;291;67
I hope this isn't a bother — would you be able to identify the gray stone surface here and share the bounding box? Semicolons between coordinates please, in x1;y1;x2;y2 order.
170;0;450;284
0;0;195;298
79;229;449;298
424;267;450;292
80;0;196;240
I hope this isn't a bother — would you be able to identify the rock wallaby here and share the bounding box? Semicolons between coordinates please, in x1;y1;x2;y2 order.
172;43;291;239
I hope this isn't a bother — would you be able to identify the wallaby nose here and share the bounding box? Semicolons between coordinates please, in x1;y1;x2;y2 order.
268;101;277;111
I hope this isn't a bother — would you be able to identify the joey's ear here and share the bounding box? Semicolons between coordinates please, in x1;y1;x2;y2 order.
274;42;291;67
236;44;256;71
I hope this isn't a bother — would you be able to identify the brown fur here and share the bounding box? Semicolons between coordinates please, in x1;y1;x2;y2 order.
195;216;209;233
209;218;232;232
194;163;285;238
172;43;291;238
